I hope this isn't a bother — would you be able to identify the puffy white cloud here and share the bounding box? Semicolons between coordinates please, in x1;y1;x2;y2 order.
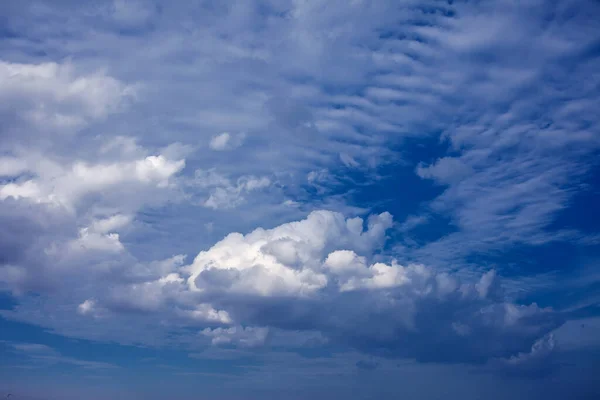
323;250;431;292
186;210;393;296
0;153;185;208
78;299;97;316
64;215;132;255
324;250;369;277
178;304;232;325
336;258;425;292
170;211;559;362
0;143;186;297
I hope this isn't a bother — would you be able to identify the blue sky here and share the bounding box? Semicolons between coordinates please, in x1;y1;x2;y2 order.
1;0;600;399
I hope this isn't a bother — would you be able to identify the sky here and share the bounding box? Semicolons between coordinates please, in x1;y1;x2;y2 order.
0;0;600;399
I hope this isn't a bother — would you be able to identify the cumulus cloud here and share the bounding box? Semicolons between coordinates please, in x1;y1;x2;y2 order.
186;210;393;296
178;304;232;325
181;212;558;363
0;153;184;208
0;144;185;295
77;299;97;316
4;210;553;364
2;208;562;365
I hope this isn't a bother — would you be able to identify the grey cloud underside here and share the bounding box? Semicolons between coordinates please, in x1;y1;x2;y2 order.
2;210;562;366
1;0;599;382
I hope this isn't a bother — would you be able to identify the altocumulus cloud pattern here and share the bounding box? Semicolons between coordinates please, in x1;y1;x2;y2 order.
1;1;600;399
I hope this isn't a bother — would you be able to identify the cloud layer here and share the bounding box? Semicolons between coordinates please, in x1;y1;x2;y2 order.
1;0;600;398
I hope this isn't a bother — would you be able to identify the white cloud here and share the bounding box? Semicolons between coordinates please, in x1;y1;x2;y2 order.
209;132;246;151
64;215;132;255
0;180;43;201
70;229;124;253
108;274;185;313
416;157;473;185
0;60;136;135
179;304;232;325
1;0;598;382
193;169;271;209
186;210;392;296
88;214;132;234
307;169;331;185
0;153;185;208
78;299;97;316
1;209;561;364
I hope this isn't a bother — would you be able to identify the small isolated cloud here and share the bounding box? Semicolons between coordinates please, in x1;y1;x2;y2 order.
307;169;332;185
209;132;246;151
77;299;97;316
416;157;473;185
193;169;271;209
282;199;300;207
340;153;360;168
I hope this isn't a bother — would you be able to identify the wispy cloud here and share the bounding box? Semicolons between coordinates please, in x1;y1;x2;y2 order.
2;341;118;370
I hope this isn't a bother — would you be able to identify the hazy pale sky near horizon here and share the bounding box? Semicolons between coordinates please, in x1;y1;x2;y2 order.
1;1;600;399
